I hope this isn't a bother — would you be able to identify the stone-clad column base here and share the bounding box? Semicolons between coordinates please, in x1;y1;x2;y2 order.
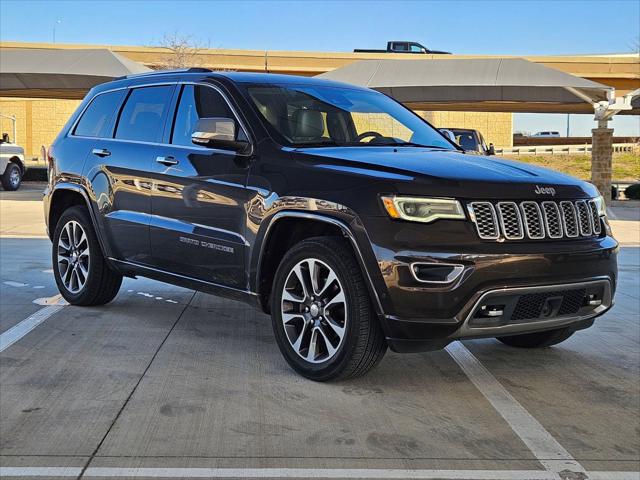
591;128;613;204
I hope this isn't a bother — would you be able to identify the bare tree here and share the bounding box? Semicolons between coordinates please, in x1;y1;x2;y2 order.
153;32;207;70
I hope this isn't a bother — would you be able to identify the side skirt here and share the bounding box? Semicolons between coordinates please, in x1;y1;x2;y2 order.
108;258;261;309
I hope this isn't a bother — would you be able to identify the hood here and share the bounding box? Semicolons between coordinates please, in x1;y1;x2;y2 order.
292;146;598;200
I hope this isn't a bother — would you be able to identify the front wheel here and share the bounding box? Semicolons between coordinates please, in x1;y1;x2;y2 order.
1;163;22;191
497;326;575;348
271;237;387;381
52;206;122;306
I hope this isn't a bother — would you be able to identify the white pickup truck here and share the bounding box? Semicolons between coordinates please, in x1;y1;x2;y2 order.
0;133;25;191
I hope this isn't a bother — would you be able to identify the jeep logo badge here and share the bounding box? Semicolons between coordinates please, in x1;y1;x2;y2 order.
534;185;556;196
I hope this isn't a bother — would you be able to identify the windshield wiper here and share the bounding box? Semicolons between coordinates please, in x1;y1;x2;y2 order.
364;141;452;149
292;140;339;148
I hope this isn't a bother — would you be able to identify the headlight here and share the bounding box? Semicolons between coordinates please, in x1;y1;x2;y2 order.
593;195;606;217
381;196;465;223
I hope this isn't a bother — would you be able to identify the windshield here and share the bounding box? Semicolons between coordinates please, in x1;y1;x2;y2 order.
245;84;456;149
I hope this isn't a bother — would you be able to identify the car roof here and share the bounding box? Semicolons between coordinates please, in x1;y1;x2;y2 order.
443;128;476;133
94;69;372;94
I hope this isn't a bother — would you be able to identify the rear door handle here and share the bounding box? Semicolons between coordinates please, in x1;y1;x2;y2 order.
156;156;178;166
91;148;111;157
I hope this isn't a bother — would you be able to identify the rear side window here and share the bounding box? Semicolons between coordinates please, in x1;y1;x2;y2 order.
115;86;174;142
73;90;124;137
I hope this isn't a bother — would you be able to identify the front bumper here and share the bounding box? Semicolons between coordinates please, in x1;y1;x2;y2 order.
367;229;618;352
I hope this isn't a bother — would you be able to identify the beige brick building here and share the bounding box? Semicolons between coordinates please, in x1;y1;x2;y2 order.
0;98;80;159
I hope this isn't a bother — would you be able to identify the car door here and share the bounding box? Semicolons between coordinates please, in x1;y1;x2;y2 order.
149;83;252;289
94;84;175;264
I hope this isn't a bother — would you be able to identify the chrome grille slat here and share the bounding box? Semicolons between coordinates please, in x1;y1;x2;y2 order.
588;200;602;235
575;200;592;236
560;201;579;238
541;201;563;239
520;201;545;239
496;202;524;240
469;202;499;239
469;199;602;241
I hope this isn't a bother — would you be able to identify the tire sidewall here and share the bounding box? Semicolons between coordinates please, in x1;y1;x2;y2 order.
52;207;99;304
271;240;368;380
3;164;21;191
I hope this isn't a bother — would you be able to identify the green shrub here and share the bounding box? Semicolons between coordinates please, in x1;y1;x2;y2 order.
625;183;640;200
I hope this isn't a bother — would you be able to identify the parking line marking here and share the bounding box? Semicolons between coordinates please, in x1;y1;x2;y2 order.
0;467;637;479
445;342;585;476
0;304;65;352
0;467;82;477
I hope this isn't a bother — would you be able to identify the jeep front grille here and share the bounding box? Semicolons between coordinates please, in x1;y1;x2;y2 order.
469;200;602;241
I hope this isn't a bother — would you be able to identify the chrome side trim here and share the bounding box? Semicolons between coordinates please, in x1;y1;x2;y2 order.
256;211;385;315
409;262;465;284
455;278;612;339
109;258;258;297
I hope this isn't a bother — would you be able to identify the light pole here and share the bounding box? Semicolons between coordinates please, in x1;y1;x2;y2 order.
53;19;62;44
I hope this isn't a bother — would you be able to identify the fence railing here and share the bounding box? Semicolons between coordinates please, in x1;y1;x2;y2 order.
496;143;638;156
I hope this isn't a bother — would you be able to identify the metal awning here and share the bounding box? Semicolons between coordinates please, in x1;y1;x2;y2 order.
318;58;616;114
0;48;151;99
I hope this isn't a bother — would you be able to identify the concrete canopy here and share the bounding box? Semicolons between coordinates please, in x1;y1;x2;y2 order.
318;58;615;114
0;48;151;99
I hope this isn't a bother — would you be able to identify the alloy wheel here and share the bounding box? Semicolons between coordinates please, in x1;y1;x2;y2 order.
281;258;347;364
57;220;90;293
9;168;20;188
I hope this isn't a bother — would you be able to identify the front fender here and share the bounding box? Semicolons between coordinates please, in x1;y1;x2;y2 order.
249;204;390;316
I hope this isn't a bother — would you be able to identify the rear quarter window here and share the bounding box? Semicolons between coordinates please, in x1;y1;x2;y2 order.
73;90;125;138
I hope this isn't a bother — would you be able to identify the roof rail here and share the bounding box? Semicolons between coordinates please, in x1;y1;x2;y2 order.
117;67;212;80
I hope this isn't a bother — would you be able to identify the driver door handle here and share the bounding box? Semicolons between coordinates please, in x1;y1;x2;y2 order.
92;148;111;157
156;155;178;166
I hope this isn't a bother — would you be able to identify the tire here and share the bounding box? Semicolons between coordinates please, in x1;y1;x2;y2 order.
270;236;387;381
497;327;575;348
1;163;21;191
52;206;122;306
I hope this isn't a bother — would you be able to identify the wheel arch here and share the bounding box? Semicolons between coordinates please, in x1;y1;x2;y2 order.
8;156;25;175
254;211;385;316
47;184;112;259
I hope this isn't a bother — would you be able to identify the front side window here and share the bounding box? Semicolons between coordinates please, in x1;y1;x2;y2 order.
246;84;454;149
115;86;174;142
74;90;125;137
171;84;246;146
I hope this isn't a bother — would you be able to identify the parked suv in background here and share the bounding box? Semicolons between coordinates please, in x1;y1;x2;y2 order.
0;133;25;191
45;69;617;380
440;128;496;156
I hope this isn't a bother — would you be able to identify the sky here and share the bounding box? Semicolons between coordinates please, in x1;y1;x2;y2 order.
1;0;639;135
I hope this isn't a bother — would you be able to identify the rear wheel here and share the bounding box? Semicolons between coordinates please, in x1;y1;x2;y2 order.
1;163;21;191
497;327;575;348
271;237;387;381
52;206;122;306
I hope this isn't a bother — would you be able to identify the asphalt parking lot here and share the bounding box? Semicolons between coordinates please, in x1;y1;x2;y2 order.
0;183;638;480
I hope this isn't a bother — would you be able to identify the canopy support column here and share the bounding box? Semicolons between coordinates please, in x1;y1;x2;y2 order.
591;127;614;204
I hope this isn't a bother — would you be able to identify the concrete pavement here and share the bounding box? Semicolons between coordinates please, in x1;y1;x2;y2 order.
0;184;638;480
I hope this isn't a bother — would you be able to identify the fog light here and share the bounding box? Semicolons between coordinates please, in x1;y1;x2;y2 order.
478;304;505;318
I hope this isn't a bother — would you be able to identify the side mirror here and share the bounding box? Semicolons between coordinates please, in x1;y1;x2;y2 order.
0;133;8;144
487;143;496;156
191;117;250;154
